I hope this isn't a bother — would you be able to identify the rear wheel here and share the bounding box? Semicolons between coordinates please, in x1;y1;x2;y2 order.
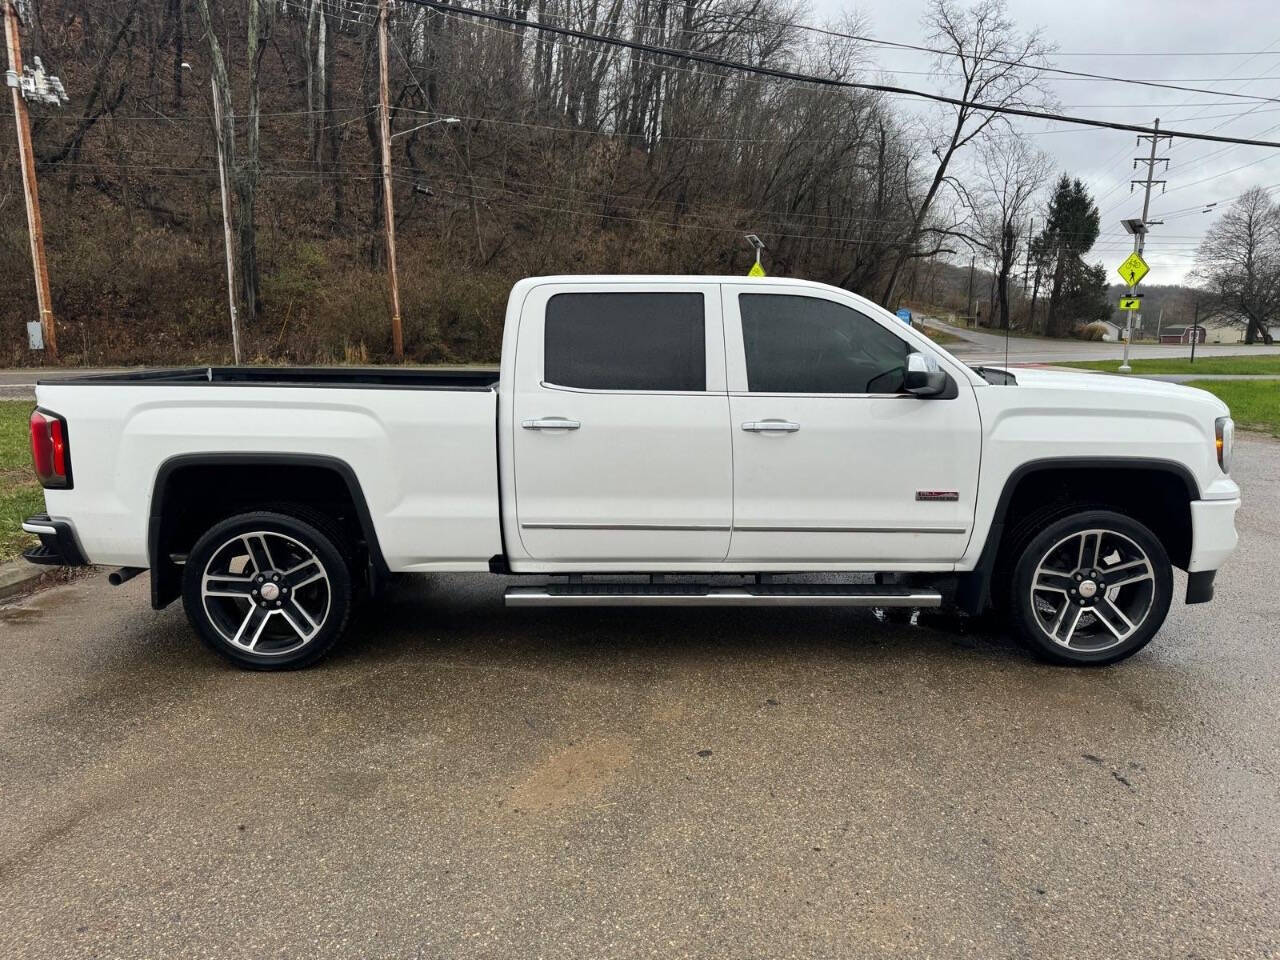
1008;509;1172;666
182;511;353;670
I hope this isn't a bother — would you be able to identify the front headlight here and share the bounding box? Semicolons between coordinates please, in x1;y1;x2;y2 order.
1215;416;1234;474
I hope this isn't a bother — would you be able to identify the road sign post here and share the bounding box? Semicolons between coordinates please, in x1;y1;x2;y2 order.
745;234;766;276
1116;119;1169;373
1116;242;1151;374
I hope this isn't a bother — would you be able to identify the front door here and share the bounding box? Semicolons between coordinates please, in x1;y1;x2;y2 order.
510;282;732;563
722;285;982;564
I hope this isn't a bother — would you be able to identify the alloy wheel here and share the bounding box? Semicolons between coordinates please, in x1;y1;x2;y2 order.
200;531;332;657
1028;528;1156;654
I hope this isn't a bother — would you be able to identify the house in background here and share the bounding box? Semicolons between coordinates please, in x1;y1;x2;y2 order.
1159;325;1206;345
1198;314;1280;344
1097;320;1122;341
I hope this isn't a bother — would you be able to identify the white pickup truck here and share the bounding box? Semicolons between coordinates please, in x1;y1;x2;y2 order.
23;276;1239;669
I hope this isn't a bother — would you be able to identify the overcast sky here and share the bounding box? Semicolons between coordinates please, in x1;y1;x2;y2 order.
808;0;1280;285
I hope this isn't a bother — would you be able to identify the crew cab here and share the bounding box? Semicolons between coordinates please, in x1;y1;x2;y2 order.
22;276;1240;669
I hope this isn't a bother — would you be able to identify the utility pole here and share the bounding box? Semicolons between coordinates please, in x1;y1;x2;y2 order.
210;75;241;365
1022;217;1034;298
377;0;404;360
1190;300;1199;364
1022;217;1034;332
4;0;58;361
965;255;975;327
1119;117;1170;373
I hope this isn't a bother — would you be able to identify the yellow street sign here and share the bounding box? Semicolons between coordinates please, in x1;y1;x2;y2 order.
748;261;766;277
1117;251;1149;287
1119;297;1141;311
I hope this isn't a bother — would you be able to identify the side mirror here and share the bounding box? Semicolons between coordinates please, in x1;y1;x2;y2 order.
905;352;948;397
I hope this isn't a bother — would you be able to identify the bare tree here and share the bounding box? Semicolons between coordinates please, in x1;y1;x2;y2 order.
303;0;321;166
195;0;271;320
10;0;1026;364
878;0;1052;309
971;137;1048;329
1193;186;1279;345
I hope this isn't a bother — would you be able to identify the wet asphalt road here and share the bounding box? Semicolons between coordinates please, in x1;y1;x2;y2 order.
2;441;1278;959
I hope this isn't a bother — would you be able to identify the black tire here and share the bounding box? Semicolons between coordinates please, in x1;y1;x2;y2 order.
182;510;353;670
1007;509;1172;666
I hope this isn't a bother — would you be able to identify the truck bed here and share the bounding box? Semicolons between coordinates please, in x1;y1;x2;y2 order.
35;370;504;572
38;366;500;390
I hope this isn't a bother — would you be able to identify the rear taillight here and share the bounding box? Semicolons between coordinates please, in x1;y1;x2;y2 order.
30;409;72;489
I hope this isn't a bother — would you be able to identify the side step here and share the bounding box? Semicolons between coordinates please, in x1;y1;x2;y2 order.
504;582;942;608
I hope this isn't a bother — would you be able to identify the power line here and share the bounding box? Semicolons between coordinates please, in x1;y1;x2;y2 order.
383;4;1280;126
306;1;1280;61
1153;51;1280;171
1050;49;1280;57
867;68;1280;83
401;0;1280;149
1160;181;1280;220
21;160;1212;263
1098;117;1280;221
394;104;1280;145
403;1;1280;105
1089;40;1280;211
31;151;1218;249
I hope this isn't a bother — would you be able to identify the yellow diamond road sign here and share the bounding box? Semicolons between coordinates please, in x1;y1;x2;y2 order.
1117;251;1149;287
748;261;766;277
1119;297;1141;311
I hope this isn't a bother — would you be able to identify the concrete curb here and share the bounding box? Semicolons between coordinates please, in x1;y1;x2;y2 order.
0;559;51;601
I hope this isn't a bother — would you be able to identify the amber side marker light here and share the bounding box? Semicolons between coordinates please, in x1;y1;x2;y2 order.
1215;416;1234;474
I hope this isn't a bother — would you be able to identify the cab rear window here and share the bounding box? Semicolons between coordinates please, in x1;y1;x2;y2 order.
544;292;706;391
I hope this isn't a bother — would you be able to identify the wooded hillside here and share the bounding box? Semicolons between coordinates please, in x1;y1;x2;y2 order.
1;0;1059;364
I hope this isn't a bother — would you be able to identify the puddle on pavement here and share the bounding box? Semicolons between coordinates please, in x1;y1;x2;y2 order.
0;571;96;626
0;605;45;624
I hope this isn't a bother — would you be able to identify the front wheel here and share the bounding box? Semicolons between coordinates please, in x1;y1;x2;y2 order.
182;511;353;670
1008;510;1172;666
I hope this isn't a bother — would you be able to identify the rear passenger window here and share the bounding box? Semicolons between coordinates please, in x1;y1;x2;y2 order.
740;293;911;394
544;292;706;391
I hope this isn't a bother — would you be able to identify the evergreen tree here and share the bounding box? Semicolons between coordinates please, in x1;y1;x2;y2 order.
1038;176;1103;337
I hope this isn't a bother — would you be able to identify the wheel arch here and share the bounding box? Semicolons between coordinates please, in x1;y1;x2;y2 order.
956;457;1198;615
148;453;389;609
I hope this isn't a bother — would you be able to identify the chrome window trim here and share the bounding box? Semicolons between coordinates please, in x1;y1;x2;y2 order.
538;380;720;397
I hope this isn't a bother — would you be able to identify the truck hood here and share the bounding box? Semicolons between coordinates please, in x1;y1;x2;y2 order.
986;366;1231;417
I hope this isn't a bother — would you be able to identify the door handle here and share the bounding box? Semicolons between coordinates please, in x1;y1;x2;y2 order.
742;419;800;433
522;417;581;430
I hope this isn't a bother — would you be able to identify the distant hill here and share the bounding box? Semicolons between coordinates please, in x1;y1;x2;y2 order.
898;260;996;320
1104;283;1202;337
894;263;1203;338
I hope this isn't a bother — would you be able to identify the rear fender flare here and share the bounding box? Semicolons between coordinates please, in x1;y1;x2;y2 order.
147;452;388;609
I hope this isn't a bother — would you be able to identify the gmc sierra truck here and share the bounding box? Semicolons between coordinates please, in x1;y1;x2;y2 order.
22;276;1240;669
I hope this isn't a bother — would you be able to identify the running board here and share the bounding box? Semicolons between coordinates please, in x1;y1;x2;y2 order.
504;582;942;608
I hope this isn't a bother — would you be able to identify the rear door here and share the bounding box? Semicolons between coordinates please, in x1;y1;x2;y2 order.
722;284;982;564
510;282;732;563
